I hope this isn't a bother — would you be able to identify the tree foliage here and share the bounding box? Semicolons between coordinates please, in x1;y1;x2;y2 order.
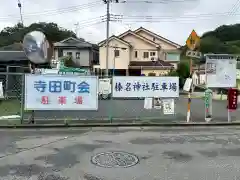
167;62;190;88
199;24;240;54
0;22;76;48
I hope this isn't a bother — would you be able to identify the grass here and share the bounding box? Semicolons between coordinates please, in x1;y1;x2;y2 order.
0;99;21;116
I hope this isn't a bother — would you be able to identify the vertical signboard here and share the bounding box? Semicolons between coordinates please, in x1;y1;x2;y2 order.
25;74;98;110
227;88;238;122
228;88;238;110
204;89;213;122
206;54;237;88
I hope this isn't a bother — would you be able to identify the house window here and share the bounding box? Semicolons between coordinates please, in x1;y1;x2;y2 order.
150;52;156;56
76;52;80;59
135;51;138;58
143;52;149;58
67;52;72;56
93;52;99;65
114;49;120;57
153;37;156;41
166;53;180;61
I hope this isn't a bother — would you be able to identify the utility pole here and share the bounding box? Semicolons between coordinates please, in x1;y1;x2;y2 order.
103;0;119;77
105;0;110;78
74;23;79;37
17;0;24;26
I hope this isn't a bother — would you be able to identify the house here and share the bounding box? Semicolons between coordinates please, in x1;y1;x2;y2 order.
0;45;50;98
98;27;181;76
53;37;99;69
192;64;206;85
192;70;206;85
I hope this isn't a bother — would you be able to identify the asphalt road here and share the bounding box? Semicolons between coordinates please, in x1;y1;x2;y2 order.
1;127;240;179
25;96;240;123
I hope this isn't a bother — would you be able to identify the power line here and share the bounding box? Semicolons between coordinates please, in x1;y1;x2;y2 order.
74;16;107;27
110;11;240;22
114;0;198;3
75;15;107;25
0;1;102;21
111;17;240;23
77;20;107;30
229;0;240;16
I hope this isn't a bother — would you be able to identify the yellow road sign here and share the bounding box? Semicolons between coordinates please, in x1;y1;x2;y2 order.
186;30;200;50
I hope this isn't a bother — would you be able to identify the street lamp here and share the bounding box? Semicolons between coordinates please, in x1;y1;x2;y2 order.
17;0;24;26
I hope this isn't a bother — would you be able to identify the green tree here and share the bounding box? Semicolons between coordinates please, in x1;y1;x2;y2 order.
177;62;190;78
176;62;190;88
167;69;178;76
0;22;76;47
199;36;222;53
200;23;240;54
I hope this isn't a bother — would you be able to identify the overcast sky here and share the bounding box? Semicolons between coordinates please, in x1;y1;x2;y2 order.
0;0;239;45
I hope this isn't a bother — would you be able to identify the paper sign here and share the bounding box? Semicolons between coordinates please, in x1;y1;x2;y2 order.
154;98;162;109
162;99;175;114
144;98;152;109
0;82;4;99
183;78;192;92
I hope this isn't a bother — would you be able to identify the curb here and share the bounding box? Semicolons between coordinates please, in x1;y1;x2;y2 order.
183;96;203;99
1;122;240;128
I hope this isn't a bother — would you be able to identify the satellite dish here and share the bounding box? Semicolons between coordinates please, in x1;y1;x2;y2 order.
23;31;53;64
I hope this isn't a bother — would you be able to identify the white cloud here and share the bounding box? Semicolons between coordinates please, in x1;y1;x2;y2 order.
0;0;239;45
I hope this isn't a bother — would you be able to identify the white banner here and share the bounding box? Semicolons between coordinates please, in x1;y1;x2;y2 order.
25;74;98;110
113;76;179;97
206;55;237;88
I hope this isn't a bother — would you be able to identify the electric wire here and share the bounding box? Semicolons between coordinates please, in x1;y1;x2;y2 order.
0;1;102;21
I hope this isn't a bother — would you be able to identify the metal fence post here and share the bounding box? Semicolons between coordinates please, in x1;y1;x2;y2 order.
20;73;25;124
6;66;9;98
109;75;113;123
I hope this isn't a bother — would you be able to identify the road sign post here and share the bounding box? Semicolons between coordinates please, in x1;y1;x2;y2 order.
186;50;202;58
185;30;200;122
186;30;200;51
204;89;213;122
227;88;238;122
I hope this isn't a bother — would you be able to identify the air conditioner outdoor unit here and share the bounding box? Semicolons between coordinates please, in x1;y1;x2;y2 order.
151;57;157;62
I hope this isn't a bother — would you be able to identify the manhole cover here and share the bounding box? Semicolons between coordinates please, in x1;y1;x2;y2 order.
91;151;139;168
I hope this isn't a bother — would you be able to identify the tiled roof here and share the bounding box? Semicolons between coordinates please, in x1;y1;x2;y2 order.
0;43;23;51
0;51;27;62
134;27;181;47
118;30;160;47
54;37;97;49
98;35;131;46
